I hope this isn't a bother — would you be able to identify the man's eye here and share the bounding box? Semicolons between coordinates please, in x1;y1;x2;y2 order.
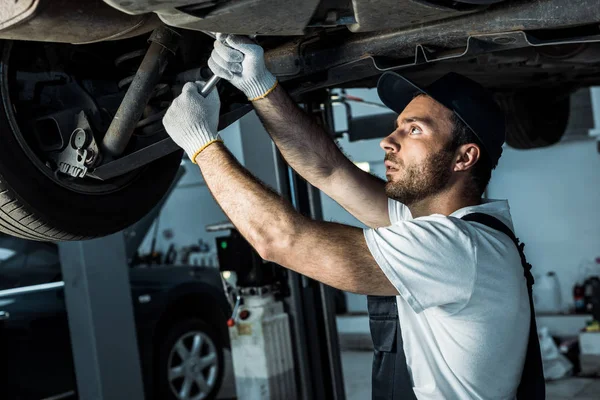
409;126;422;135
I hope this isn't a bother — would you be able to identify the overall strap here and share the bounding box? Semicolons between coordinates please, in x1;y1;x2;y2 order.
461;212;545;399
367;295;417;400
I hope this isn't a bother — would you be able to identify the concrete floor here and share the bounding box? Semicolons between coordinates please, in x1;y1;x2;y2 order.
341;351;372;400
546;378;600;400
220;349;600;399
217;349;236;399
340;350;600;400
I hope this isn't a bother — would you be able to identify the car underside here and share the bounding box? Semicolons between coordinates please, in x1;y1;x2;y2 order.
0;0;598;240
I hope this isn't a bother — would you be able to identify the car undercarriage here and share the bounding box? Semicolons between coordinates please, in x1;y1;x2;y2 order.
0;0;599;239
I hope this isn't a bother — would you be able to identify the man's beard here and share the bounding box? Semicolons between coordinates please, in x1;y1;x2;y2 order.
385;147;454;206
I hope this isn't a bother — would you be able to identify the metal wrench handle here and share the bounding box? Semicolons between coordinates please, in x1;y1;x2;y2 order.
200;74;221;97
198;31;256;98
198;30;221;98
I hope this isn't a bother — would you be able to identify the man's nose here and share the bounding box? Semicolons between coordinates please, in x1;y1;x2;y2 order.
380;134;400;153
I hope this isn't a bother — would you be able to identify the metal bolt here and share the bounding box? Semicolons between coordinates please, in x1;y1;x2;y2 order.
493;36;516;45
85;149;97;166
325;10;339;25
71;128;89;149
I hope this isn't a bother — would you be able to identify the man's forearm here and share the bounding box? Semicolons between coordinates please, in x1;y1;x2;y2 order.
251;86;350;187
194;142;397;296
195;142;303;257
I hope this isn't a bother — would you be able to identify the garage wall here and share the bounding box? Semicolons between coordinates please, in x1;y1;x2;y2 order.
137;122;245;262
487;87;600;311
137;111;284;264
487;140;600;310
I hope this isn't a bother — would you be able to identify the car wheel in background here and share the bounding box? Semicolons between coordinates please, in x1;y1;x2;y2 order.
157;319;225;400
496;89;571;150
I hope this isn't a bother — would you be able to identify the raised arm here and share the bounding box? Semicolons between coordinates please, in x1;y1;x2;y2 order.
252;85;390;228
208;34;390;228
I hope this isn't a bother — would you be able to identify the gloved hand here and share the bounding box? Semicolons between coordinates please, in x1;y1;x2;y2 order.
162;81;222;163
208;33;278;101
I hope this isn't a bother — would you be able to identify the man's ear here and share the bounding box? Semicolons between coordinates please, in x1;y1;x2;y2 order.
454;144;480;172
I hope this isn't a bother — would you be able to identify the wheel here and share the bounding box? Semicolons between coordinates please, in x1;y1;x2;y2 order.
0;39;182;241
157;319;225;400
496;90;571;150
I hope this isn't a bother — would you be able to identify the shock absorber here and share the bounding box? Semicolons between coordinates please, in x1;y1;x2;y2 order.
114;49;171;137
100;25;180;159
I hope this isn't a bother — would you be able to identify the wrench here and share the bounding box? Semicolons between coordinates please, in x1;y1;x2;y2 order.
199;32;257;98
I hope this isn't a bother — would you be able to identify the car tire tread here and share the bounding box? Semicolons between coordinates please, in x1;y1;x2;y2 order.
0;179;73;241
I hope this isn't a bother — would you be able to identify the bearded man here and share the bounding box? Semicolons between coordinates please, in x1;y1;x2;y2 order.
162;34;544;399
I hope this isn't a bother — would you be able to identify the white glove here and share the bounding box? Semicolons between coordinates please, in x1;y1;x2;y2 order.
162;81;222;163
208;33;278;101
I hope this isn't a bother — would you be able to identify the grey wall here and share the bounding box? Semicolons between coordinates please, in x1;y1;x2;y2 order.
137;121;245;263
487;140;600;309
137;111;285;264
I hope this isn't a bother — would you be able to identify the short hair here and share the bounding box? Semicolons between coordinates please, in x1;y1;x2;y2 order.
448;113;499;196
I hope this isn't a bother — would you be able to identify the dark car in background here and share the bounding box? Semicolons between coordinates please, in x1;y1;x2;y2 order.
0;234;231;400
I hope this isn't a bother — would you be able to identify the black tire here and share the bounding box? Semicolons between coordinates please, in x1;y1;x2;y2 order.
0;40;182;241
496;90;571;150
156;319;225;400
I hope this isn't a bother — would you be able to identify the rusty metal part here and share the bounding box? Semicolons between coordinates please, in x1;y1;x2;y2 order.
0;0;161;44
90;103;252;180
264;0;600;83
101;25;181;159
90;137;181;180
148;23;181;49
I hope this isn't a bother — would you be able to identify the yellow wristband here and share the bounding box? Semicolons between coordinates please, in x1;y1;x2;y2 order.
249;80;279;102
191;139;224;164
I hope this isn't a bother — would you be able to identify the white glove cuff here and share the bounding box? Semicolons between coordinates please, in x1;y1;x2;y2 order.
239;70;278;101
179;121;222;163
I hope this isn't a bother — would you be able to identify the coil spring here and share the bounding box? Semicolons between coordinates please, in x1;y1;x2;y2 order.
115;49;170;137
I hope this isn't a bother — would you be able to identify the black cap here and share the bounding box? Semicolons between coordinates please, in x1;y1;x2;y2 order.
377;72;505;166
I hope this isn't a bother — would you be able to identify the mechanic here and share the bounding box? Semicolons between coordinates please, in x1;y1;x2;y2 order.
162;34;544;399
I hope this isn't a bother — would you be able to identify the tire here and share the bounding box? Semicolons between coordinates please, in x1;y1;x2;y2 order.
496;90;571;150
156;319;225;400
0;40;182;241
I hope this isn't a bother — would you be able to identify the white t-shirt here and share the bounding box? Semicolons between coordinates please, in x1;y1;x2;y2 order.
363;199;530;400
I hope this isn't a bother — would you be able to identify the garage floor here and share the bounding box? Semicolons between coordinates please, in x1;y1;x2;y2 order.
219;349;600;398
340;351;600;400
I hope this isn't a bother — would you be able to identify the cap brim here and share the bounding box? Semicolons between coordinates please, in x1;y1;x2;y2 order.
377;72;426;114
